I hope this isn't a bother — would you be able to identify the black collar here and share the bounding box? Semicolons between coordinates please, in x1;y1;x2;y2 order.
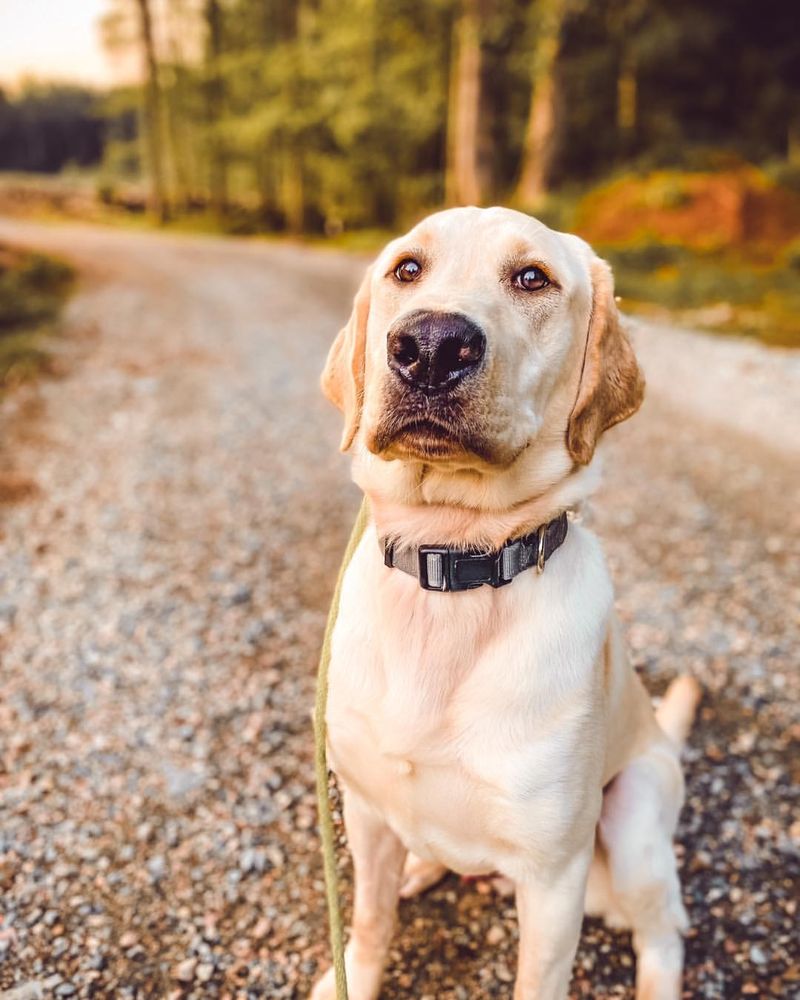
382;512;569;592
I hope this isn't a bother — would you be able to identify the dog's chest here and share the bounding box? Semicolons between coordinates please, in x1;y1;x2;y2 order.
327;668;601;878
325;534;610;877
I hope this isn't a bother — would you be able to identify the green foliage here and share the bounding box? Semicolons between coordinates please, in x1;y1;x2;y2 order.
0;245;74;387
0;83;106;173
82;0;800;234
601;243;800;347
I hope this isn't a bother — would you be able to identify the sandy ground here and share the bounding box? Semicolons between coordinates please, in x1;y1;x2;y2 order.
0;219;797;999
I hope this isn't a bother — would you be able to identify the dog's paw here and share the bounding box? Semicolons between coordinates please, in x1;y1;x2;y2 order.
311;956;385;1000
399;854;448;898
310;966;336;1000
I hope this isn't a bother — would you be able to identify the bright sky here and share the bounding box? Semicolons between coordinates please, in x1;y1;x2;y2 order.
0;0;127;88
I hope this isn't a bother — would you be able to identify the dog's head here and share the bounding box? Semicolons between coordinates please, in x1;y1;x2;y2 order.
322;207;643;503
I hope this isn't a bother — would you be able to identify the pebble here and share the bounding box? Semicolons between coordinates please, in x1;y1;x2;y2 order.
146;854;167;882
196;963;214;983
173;958;197;983
486;926;505;946
0;986;44;1000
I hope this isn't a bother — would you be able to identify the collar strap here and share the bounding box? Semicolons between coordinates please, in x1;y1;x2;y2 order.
382;511;569;592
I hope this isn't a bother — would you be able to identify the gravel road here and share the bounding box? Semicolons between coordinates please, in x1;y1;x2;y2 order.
0;219;797;999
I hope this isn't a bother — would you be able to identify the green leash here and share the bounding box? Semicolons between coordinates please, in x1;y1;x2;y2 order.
314;497;369;1000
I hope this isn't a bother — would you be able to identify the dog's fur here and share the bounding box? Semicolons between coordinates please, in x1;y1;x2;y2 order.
313;207;700;1000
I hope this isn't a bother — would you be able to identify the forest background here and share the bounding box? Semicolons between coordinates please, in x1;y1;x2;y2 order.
1;0;799;344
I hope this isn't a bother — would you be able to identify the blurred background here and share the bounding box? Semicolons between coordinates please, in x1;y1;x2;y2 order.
0;3;798;999
1;0;800;348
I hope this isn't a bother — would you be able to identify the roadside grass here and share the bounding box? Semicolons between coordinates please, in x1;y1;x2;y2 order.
0;243;74;390
598;242;800;348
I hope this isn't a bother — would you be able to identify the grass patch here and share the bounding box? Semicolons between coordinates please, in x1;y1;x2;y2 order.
0;243;74;389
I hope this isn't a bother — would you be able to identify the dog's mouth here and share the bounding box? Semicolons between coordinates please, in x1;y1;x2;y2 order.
393;418;462;456
370;412;493;463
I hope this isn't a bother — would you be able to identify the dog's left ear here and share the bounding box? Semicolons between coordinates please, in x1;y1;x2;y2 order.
321;266;373;452
566;258;645;465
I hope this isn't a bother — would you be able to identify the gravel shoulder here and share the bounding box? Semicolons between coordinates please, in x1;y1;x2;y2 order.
0;218;797;999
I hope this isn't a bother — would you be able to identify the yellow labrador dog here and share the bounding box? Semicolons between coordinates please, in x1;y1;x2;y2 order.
313;206;700;1000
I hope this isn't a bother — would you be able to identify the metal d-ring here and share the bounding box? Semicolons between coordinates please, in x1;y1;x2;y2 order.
536;527;547;574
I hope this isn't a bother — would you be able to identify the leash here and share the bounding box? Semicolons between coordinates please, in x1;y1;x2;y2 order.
314;496;369;1000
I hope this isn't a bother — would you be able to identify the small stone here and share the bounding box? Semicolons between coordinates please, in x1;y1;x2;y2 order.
495;963;514;983
229;585;252;606
196;962;214;983
2;986;44;1000
486;925;505;946
55;984;77;998
0;602;17;625
147;854;167;882
239;847;266;875
750;945;767;965
118;931;137;949
51;936;69;958
173;957;197;982
265;845;284;868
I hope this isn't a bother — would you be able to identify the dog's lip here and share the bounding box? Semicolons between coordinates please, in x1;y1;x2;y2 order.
393;416;458;439
374;414;467;459
371;414;501;465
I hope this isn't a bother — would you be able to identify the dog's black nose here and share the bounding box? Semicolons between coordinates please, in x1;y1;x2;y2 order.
387;311;486;394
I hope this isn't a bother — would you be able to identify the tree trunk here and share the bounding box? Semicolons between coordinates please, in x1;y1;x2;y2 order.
514;0;567;208
134;0;169;222
281;140;305;234
445;0;483;206
204;0;228;215
277;0;311;233
616;51;637;158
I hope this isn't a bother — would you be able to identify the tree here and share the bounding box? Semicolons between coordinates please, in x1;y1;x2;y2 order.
445;0;484;206
134;0;169;221
514;0;569;207
203;0;228;214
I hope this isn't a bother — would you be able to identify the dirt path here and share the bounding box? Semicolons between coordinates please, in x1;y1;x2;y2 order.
0;219;796;999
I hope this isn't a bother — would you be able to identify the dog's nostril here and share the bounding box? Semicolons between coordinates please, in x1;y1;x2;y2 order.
393;334;419;366
440;333;485;373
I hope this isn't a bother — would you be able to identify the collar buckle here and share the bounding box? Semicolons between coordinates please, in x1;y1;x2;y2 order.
418;546;450;591
417;546;512;592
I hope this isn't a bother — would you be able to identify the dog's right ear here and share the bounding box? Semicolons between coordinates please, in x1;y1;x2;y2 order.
321;265;373;452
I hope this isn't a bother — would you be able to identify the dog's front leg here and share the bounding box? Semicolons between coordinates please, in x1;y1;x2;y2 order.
513;847;593;1000
312;787;407;1000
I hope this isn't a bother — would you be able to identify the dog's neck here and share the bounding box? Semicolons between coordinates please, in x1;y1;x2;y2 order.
361;459;601;551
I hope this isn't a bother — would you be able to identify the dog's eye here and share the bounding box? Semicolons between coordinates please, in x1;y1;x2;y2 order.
395;259;422;283
514;266;549;291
